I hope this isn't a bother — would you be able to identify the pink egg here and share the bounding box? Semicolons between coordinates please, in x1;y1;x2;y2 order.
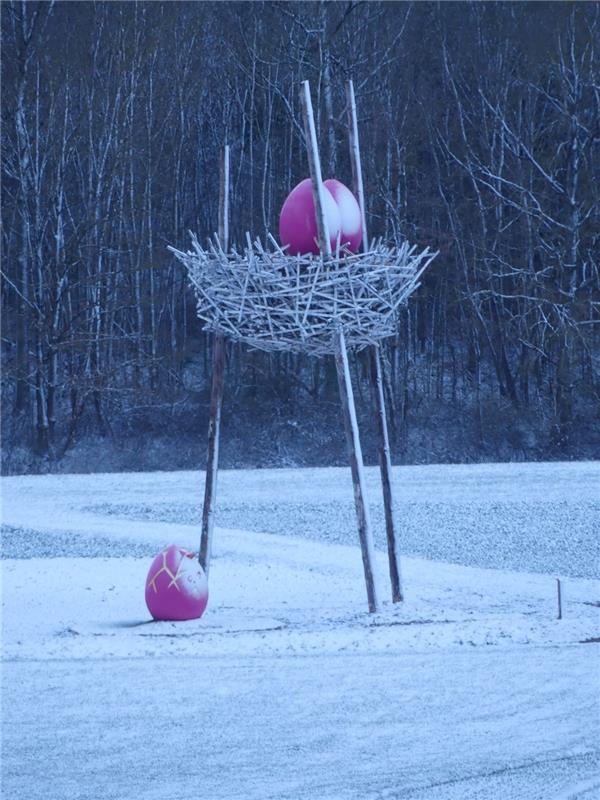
279;178;341;255
145;544;208;621
324;179;363;253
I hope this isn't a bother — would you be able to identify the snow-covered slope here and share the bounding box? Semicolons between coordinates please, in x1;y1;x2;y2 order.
2;462;599;799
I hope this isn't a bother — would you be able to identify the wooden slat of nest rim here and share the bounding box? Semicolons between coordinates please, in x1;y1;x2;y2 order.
168;236;437;356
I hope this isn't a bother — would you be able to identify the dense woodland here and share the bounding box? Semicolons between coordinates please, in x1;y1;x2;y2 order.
2;1;599;474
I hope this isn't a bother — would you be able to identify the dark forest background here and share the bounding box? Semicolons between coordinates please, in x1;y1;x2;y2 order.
2;0;599;474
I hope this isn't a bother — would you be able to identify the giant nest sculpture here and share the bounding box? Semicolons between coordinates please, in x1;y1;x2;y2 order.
170;80;437;613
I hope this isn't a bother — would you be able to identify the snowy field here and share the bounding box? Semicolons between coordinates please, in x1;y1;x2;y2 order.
2;462;599;799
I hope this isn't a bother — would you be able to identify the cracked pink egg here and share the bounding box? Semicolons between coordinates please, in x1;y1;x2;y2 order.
279;178;341;255
279;177;363;256
145;544;208;621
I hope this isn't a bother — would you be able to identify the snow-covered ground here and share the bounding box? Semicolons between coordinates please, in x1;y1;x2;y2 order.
2;462;599;799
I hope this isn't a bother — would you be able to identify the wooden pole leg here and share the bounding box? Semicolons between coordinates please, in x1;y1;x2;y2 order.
199;333;226;575
369;345;403;602
334;329;380;613
199;144;230;575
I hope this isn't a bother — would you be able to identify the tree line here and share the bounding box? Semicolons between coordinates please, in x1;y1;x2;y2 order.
2;1;599;472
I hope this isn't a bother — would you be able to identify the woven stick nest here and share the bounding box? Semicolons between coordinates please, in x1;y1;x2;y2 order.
169;233;437;356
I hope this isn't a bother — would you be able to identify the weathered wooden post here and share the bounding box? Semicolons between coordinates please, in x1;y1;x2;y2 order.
346;78;404;603
369;346;403;602
334;328;380;613
556;578;563;620
300;79;380;613
199;144;229;575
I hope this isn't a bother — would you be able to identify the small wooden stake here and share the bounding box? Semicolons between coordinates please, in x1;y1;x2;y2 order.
556;578;563;620
346;78;404;602
199;145;230;574
334;328;380;614
299;80;332;258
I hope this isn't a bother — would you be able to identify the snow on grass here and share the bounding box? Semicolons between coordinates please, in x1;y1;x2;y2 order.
3;461;599;576
2;534;599;661
1;462;599;799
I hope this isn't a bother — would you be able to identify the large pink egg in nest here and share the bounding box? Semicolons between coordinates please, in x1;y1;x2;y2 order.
324;179;363;253
145;544;208;621
279;178;341;255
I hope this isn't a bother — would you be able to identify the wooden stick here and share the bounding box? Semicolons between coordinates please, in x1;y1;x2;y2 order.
370;346;403;602
334;328;380;613
199;334;225;574
345;79;368;255
346;78;404;602
218;145;230;249
300;80;332;258
199;144;229;574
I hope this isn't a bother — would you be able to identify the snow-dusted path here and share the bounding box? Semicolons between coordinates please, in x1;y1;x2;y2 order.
3;648;598;800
